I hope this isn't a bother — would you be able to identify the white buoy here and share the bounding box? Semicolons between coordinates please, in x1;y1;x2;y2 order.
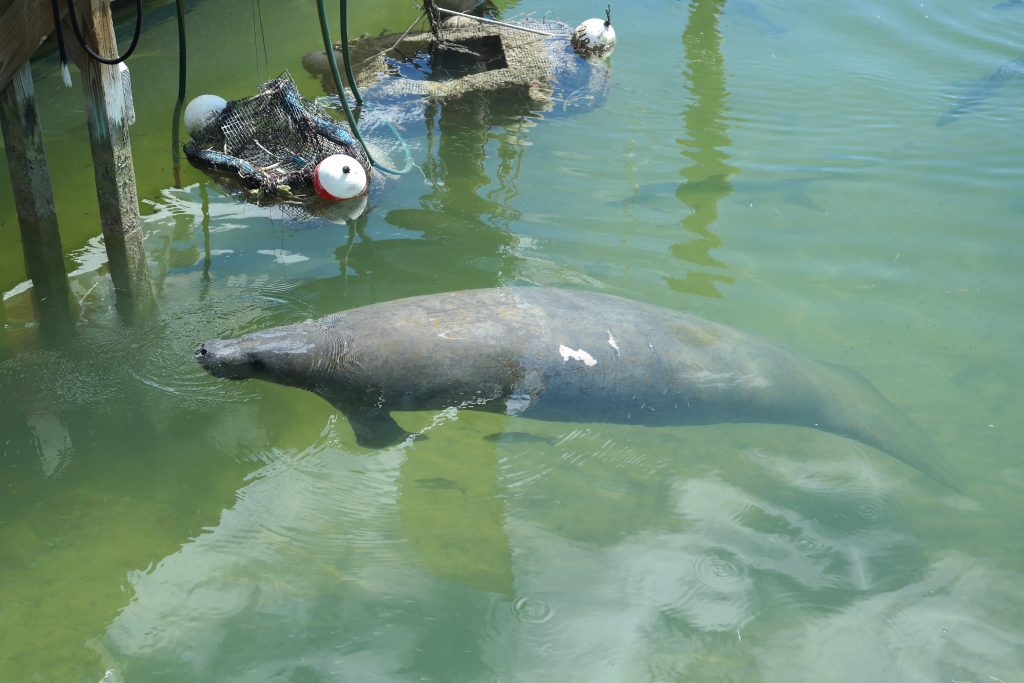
183;95;227;137
571;8;617;58
313;154;368;201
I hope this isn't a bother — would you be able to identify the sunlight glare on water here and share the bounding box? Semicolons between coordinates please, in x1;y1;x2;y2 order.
0;0;1022;681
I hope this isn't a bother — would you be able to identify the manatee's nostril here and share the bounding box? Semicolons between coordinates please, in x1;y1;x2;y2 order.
200;347;208;356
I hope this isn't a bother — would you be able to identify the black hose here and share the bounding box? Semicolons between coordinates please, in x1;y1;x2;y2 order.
172;0;187;187
65;0;143;65
171;96;184;188
175;0;187;101
316;0;413;175
339;0;363;105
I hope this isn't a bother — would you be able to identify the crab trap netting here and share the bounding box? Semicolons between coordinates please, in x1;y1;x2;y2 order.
303;15;611;115
183;73;376;208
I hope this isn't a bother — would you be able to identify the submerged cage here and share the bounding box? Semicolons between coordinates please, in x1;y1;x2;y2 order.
303;14;611;113
183;73;370;203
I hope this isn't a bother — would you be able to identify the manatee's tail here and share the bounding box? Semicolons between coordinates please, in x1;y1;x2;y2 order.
814;363;960;491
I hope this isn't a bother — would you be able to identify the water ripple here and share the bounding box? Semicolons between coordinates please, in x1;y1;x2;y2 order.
510;594;556;624
692;549;748;594
820;483;905;537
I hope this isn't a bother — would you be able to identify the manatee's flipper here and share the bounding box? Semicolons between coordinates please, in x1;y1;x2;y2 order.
345;407;413;448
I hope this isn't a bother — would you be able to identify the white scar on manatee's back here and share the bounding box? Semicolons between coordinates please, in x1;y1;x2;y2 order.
559;345;598;367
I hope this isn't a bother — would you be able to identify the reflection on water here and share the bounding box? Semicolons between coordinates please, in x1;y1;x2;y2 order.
9;226;77;344
348;92;529;300
398;429;514;596
669;0;737;298
102;436;415;680
0;290;263;680
96;420;1022;681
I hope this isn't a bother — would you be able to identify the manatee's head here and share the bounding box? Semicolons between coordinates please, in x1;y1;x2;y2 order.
195;326;316;386
194;338;259;380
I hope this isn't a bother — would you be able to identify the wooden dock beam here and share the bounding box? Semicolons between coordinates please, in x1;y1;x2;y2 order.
75;0;152;313
0;61;75;339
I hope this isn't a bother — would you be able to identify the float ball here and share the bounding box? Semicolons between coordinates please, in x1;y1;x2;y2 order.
183;95;227;137
571;17;617;57
313;154;368;201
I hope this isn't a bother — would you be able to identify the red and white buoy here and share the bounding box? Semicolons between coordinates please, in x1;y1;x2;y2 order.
313;154;368;201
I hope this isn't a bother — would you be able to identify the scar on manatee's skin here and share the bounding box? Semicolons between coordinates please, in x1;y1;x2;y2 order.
559;345;597;366
607;331;620;355
438;328;469;340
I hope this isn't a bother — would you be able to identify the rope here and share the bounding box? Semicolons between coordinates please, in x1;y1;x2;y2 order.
65;0;143;65
251;0;270;83
316;0;414;175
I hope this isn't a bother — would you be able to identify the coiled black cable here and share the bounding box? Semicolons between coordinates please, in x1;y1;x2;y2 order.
64;0;143;65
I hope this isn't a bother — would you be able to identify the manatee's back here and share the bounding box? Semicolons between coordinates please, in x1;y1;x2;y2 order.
499;288;831;426
312;288;551;410
314;287;822;424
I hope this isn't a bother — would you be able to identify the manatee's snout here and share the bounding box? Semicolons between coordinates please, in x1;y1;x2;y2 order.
194;339;255;380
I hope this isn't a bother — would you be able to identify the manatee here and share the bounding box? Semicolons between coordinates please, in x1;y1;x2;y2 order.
195;287;956;487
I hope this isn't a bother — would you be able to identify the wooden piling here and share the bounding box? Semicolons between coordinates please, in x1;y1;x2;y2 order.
0;61;75;338
74;0;152;311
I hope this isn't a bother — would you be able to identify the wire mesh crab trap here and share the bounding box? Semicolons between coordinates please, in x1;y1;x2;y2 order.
183;72;371;209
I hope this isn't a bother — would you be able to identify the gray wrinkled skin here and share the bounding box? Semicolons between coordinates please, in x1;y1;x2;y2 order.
195;287;956;487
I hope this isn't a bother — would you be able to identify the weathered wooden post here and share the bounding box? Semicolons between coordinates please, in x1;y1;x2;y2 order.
0;61;76;340
73;0;153;313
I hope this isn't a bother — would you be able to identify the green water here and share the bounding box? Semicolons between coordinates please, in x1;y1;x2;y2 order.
2;0;1022;680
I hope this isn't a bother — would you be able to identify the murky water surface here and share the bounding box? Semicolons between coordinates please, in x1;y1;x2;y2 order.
1;0;1022;681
